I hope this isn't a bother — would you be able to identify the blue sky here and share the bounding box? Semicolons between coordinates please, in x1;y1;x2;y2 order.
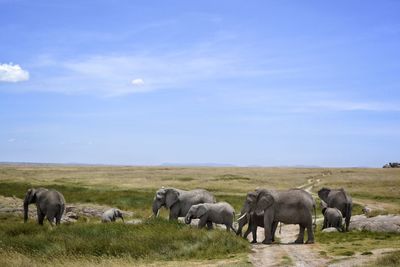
1;1;399;167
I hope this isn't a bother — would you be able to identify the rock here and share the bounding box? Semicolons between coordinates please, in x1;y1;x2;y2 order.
125;219;142;225
322;227;339;233
362;206;372;215
349;215;400;233
65;211;79;219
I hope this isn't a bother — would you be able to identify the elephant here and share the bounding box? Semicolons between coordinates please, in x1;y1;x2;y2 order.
185;202;236;232
248;188;316;244
23;188;65;226
152;187;216;220
101;208;124;223
237;194;278;243
318;187;352;232
321;201;344;232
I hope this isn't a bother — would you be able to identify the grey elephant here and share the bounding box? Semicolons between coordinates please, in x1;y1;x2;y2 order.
237;194;278;243
23;188;65;226
318;187;352;231
152;187;216;220
247;188;316;244
101;208;124;223
321;201;344;232
185;202;236;232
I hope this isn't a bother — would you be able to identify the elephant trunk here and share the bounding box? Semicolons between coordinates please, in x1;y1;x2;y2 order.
23;202;29;223
152;199;160;217
184;214;192;224
120;215;124;223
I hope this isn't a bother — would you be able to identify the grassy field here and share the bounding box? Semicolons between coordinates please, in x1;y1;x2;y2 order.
0;164;399;266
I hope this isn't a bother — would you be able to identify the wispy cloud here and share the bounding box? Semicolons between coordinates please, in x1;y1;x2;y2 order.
309;100;400;112
20;40;305;96
0;63;29;82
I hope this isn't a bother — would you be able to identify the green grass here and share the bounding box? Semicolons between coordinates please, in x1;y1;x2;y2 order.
316;230;400;256
0;218;249;260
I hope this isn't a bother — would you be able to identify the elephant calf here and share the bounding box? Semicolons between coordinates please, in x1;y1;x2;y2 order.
101;208;124;223
23;188;65;226
185;202;236;232
321;201;344;232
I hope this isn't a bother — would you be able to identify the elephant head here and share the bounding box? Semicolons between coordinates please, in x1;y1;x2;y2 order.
250;190;275;216
184;204;207;224
24;188;50;223
152;188;180;216
237;191;257;221
23;188;38;222
114;209;124;222
318;187;331;203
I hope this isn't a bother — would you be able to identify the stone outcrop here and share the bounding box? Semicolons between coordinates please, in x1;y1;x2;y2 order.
349;214;400;233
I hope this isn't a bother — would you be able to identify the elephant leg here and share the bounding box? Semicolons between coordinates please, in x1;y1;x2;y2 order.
294;225;305;244
37;211;45;225
271;221;278;243
345;216;350;232
251;225;258;243
198;217;208;229
243;226;252;239
305;223;314;244
262;216;273;244
322;217;327;230
225;224;230;232
169;212;179;220
55;211;62;225
206;221;213;230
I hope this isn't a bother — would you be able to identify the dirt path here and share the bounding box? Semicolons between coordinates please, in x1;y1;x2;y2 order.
249;224;329;267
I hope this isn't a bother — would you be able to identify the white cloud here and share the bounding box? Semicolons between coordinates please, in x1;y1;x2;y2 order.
131;78;145;86
0;63;29;82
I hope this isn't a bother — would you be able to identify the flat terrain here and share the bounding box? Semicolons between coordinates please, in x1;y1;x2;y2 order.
0;164;399;266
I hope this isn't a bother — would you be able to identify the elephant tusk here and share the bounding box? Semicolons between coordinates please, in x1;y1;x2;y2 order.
237;213;247;221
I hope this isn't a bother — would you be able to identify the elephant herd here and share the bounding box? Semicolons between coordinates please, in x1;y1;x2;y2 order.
23;185;353;245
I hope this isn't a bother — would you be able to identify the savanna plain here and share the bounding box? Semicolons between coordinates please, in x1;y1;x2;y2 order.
0;165;399;266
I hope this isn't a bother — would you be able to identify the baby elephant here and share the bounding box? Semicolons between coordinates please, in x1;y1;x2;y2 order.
321;201;344;231
101;208;124;223
185;202;236;232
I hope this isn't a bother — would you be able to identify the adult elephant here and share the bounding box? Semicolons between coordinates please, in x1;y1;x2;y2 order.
248;188;316;244
23;188;65;226
152;187;216;220
237;193;278;243
318;187;352;232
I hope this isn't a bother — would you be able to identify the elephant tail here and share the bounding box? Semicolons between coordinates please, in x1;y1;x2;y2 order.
312;202;317;232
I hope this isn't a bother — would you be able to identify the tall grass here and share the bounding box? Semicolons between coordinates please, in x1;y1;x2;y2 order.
0;218;249;260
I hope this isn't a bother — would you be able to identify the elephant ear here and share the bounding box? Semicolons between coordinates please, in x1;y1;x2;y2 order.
255;192;274;216
196;205;208;217
318;188;330;202
165;189;180;209
24;188;37;205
